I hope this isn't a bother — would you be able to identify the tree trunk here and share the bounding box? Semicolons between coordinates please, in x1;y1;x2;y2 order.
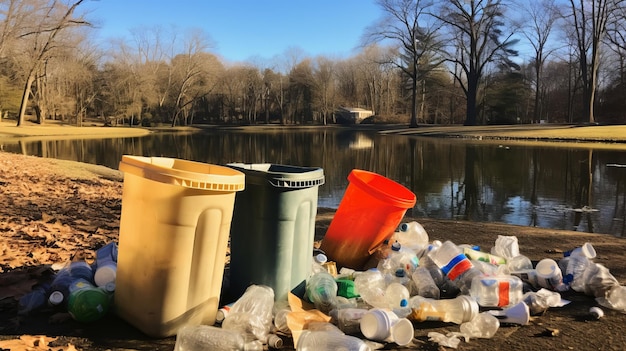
16;74;35;127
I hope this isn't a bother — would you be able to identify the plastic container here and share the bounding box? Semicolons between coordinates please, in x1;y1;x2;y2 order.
18;283;51;316
353;268;388;309
115;155;245;337
226;163;324;301
320;169;416;269
535;258;566;291
67;278;112;323
360;308;415;346
296;330;371;351
469;275;524;307
94;242;118;287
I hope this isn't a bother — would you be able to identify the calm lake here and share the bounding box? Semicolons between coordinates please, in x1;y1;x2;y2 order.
3;127;625;237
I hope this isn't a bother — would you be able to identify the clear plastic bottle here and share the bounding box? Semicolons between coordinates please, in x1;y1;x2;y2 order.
427;240;482;294
394;221;429;253
469;274;523;307
296;330;371;351
406;295;478;324
379;242;419;276
353;268;388;309
330;307;370;334
221;285;275;343
411;266;440;299
305;271;338;313
174;324;246;351
385;282;410;309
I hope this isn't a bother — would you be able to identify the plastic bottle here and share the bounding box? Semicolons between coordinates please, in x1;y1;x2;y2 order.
222;285;275;343
469;274;524;307
427;240;483;294
411;266;440;299
18;283;51;316
406;295;479;324
394;221;429;253
564;242;596;291
67;278;112;322
215;302;235;325
296;330;371;351
174;324;247;351
353;268;388;309
385;282;410;309
305;271;338;313
330;307;370;334
93;242;118;287
272;300;291;334
48;261;95;307
381;242;419;276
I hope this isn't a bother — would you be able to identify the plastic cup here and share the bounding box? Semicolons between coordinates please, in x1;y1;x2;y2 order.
535;258;564;290
320;169;416;269
360;308;415;346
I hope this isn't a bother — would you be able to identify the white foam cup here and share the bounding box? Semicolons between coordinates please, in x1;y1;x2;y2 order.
360;308;414;346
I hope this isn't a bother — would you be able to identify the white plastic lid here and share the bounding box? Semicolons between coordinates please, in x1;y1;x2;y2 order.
314;253;328;264
48;291;64;305
390;318;415;346
94;265;117;287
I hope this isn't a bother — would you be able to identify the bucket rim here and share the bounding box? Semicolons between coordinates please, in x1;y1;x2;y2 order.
347;169;416;208
119;155;245;191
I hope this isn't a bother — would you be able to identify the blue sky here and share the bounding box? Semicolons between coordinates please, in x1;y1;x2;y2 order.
83;0;382;63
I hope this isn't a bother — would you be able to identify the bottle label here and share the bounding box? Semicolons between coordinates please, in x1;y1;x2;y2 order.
498;281;510;307
441;254;472;281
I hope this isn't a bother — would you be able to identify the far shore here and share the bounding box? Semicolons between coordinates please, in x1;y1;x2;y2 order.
2;120;626;149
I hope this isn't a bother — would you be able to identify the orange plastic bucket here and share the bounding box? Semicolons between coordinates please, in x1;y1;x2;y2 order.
320;169;416;270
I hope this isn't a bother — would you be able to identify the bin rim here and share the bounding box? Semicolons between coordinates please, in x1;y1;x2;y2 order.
347;169;416;208
227;163;325;189
119;155;245;191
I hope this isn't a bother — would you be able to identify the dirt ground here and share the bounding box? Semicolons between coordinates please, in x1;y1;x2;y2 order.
1;151;626;351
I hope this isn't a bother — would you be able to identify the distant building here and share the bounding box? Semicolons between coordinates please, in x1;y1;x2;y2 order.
335;107;374;124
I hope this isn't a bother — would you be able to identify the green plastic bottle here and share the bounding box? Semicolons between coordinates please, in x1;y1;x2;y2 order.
67;278;112;323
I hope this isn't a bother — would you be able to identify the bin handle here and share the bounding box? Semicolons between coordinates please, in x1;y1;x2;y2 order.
267;176;325;189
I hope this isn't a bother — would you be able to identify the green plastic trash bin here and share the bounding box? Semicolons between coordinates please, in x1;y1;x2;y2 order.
227;163;325;301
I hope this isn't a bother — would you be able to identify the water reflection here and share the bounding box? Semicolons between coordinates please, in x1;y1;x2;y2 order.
2;128;625;236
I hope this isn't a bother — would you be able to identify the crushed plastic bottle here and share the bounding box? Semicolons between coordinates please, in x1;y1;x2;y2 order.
469;274;523;308
411;266;440;299
406;295;478;324
563;242;596;291
393;221;429;255
353;268;388;309
305;271;338;313
174;324;250;351
459;312;500;341
221;285;275;343
296;330;371;351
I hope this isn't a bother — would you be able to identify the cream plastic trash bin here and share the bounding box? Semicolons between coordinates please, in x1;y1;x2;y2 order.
114;155;245;338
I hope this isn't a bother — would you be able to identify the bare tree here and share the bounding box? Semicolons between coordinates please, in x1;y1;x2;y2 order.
564;0;623;124
435;0;519;126
518;0;560;123
363;0;441;127
14;0;89;126
311;56;337;125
